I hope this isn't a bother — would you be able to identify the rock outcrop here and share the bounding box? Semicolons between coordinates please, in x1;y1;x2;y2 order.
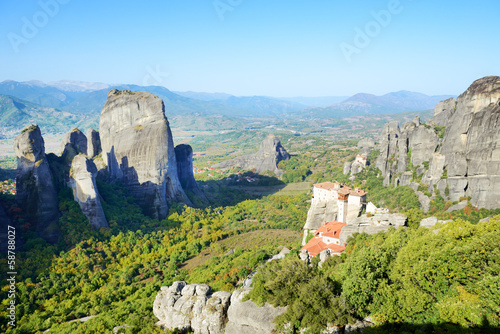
376;118;439;186
99;89;190;219
338;213;407;244
14;125;59;242
225;288;286;334
60;128;88;163
153;282;285;334
175;144;208;205
303;200;338;242
357;137;376;157
375;76;500;209
214;135;290;177
86;128;101;158
68;154;108;229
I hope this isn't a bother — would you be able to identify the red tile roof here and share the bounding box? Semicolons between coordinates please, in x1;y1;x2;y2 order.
301;237;346;257
349;189;367;196
315;221;347;238
313;182;340;190
337;188;351;195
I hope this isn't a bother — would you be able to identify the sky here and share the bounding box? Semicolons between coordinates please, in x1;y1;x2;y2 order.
1;0;499;97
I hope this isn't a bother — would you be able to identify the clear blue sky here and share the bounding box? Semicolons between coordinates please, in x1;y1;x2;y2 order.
1;0;499;97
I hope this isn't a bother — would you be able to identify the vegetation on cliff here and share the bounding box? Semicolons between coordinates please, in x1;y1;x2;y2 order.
249;216;500;333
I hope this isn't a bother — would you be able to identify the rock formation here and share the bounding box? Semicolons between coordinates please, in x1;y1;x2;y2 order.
357;137;376;157
338;213;407;244
14;125;59;242
375;76;500;209
99;89;191;219
376;117;439;186
86;128;101;158
60;128;88;163
303;200;338;243
214;135;290;177
225;288;286;334
343;155;369;175
68;154;108;229
153;282;285;334
175;144;208;205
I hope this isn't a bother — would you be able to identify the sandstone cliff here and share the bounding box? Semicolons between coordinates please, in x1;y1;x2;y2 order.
68;154;108;229
99;89;191;219
375;76;500;209
153;282;285;334
214;135;290;177
14;125;60;242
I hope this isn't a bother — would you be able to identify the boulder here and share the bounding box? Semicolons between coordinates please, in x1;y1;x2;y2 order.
68;155;108;229
14;125;59;242
214;135;290;177
446;200;467;213
99;89;190;219
86;128;101;158
417;192;431;213
225;288;286;334
420;216;438;228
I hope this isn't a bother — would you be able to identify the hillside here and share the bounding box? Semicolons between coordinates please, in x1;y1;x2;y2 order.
0;94;96;138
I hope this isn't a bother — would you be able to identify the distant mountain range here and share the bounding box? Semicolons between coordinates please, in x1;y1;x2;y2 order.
0;80;456;136
0;94;97;138
298;91;455;118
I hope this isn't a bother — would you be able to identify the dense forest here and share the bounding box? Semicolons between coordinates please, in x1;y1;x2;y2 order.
1;137;499;333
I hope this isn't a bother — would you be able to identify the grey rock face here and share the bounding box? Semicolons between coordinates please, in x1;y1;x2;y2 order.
400;171;413;186
99;89;190;219
376;76;500;210
86;128;101;158
153;282;284;334
60;128;87;163
417;192;431;213
214;135;290;177
420;216;438;228
175;144;208;205
446;200;467;213
69;155;108;229
225;288;286;334
339;213;407;244
343;162;351;175
430;97;456;127
376;119;439;183
14;125;59;243
303;200;338;231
